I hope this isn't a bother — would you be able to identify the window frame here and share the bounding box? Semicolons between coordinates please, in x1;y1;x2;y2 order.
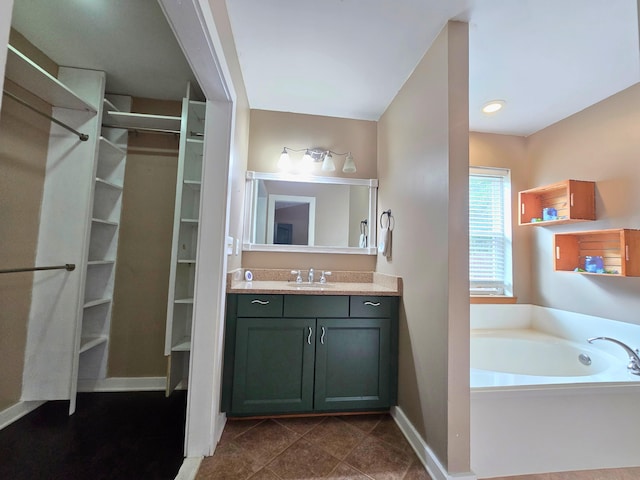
469;166;513;297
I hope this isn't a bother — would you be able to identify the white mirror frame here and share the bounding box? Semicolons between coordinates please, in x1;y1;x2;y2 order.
243;171;378;254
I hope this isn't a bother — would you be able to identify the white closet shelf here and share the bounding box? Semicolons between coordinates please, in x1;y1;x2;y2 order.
172;337;192;352
103;97;119;112
103;111;181;132
79;336;108;354
5;45;98;114
181;218;199;224
99;136;126;158
178;259;196;264
95;178;123;191
175;297;194;304
83;298;112;309
92;218;119;227
186;138;204;145
87;260;115;267
184;180;201;189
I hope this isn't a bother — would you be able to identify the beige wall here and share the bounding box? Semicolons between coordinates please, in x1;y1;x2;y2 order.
243;109;378;271
0;32;53;409
469;132;531;303
377;22;470;474
108;98;181;376
0;80;51;409
527;82;640;325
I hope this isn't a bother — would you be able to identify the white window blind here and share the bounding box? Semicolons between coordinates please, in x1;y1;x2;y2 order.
469;167;511;295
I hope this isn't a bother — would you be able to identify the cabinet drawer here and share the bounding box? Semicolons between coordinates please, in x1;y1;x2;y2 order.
237;294;283;317
350;296;394;318
284;295;349;318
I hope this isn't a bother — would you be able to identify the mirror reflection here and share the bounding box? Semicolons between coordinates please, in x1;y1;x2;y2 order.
243;172;378;254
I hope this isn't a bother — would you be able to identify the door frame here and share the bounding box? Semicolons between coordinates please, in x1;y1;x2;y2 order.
158;0;236;457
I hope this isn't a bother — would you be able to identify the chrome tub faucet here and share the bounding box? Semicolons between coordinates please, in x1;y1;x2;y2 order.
587;336;640;375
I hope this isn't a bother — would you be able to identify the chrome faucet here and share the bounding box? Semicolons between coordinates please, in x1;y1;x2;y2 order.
587;336;640;375
308;268;315;284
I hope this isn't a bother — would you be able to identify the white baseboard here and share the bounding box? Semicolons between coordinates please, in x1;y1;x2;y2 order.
76;376;167;392
174;457;202;480
0;400;46;430
391;406;477;480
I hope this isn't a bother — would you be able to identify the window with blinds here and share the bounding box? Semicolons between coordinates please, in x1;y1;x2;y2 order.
469;167;512;295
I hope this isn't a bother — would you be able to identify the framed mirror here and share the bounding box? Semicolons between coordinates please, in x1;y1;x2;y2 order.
243;171;378;254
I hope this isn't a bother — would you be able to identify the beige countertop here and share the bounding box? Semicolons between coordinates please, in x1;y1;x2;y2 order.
227;269;402;296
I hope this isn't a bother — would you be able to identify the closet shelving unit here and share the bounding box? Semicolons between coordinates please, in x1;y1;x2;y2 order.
75;95;130;386
102;106;181;133
6;44;106;411
4;45;97;112
165;97;206;394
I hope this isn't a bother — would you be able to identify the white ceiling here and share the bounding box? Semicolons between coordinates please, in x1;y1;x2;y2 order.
8;0;640;136
227;0;640;136
10;0;202;101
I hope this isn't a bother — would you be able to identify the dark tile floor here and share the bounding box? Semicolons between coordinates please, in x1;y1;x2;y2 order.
197;414;432;480
0;391;186;480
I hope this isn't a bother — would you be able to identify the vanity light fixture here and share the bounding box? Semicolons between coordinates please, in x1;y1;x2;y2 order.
278;147;356;173
482;100;505;114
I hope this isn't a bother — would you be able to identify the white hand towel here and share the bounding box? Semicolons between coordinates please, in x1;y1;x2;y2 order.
359;233;367;248
378;227;391;257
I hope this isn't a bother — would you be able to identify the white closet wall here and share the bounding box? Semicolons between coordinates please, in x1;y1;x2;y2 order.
13;45;106;404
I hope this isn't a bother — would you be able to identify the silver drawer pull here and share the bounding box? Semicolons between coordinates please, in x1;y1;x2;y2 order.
364;301;381;307
320;326;326;345
251;299;270;305
307;327;313;345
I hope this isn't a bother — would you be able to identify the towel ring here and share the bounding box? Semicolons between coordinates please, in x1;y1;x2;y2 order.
380;209;394;230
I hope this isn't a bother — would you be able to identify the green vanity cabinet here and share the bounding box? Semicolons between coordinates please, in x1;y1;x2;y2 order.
222;293;399;416
232;317;316;414
314;317;390;411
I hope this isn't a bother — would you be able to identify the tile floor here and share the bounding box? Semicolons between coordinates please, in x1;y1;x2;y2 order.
196;413;432;480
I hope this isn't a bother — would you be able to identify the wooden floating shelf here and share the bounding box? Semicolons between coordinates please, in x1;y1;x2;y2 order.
519;179;595;226
553;228;640;277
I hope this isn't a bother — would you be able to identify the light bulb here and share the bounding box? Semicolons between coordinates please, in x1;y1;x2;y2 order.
321;152;335;171
301;149;315;173
277;148;290;170
342;152;356;173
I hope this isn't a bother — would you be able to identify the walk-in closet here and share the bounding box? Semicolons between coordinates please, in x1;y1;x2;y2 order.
0;1;208;477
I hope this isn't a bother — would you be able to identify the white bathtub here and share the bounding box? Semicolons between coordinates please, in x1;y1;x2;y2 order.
470;328;631;388
470;305;640;478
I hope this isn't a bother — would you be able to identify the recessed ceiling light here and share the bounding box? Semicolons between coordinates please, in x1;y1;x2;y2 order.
482;100;505;114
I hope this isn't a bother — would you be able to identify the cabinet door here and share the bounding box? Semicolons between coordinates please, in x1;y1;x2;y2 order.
315;318;390;411
232;318;315;414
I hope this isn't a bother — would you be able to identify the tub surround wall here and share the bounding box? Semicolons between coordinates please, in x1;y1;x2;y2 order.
527;83;640;326
470;304;640;478
377;22;471;476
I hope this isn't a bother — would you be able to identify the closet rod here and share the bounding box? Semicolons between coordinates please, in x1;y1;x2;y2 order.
103;124;179;136
0;264;76;274
2;90;89;142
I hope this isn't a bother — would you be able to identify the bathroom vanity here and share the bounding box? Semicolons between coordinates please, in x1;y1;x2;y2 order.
221;273;401;417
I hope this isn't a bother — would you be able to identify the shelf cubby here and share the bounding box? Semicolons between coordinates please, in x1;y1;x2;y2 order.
519;179;595;226
553;228;640;276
